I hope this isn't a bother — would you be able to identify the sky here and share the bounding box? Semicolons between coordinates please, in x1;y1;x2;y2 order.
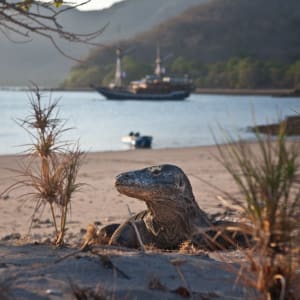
72;0;124;11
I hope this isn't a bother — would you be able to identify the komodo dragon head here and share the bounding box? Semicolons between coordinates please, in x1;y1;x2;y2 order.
115;164;209;229
115;164;193;202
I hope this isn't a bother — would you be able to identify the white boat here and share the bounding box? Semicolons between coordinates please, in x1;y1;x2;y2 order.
121;132;152;148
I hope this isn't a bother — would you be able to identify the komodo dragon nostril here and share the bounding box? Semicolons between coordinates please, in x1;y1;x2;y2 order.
116;173;126;180
115;173;133;185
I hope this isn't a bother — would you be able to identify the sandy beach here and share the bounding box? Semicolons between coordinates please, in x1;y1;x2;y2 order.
0;145;240;240
0;145;247;299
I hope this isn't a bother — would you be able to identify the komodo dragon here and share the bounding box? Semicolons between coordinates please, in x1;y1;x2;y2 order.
99;164;247;250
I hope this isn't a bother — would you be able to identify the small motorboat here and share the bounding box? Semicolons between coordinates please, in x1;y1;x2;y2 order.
122;132;152;149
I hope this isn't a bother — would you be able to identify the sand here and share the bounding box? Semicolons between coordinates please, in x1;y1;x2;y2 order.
0;146;248;300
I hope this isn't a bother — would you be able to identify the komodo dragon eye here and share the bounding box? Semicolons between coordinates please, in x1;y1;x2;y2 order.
149;166;162;176
152;169;161;175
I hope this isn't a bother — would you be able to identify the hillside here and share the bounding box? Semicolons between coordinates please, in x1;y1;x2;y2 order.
64;0;300;89
0;0;207;87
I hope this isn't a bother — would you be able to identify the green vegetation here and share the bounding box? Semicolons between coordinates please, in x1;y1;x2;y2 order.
193;58;297;89
217;124;300;299
63;56;300;90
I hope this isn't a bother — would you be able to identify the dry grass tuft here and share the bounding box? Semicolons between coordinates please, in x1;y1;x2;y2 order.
179;240;203;254
80;224;101;250
3;87;84;246
217;123;300;299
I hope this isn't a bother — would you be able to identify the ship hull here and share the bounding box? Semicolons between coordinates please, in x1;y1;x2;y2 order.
94;86;190;101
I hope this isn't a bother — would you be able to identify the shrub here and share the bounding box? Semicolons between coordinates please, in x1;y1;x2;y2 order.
5;87;84;246
217;123;300;299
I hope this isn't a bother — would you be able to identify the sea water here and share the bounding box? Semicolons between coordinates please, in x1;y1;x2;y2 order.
0;90;300;155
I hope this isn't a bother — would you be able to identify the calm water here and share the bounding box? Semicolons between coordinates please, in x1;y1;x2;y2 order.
0;90;300;154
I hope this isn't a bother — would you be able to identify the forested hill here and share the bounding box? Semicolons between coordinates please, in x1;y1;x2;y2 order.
0;0;207;87
63;0;300;89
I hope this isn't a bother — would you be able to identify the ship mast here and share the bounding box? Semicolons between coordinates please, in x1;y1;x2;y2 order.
154;43;162;78
114;47;123;87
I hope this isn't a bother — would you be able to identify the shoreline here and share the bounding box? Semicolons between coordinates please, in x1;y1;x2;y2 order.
0;86;297;97
0;144;218;158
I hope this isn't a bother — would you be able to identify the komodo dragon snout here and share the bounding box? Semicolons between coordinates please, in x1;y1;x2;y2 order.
115;164;192;202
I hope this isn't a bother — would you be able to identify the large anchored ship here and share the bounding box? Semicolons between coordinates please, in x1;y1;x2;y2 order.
92;46;193;101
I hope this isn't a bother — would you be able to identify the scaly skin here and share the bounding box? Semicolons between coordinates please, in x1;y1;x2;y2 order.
107;164;211;249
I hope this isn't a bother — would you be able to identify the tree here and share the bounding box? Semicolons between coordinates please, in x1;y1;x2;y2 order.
0;0;105;60
286;60;300;88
